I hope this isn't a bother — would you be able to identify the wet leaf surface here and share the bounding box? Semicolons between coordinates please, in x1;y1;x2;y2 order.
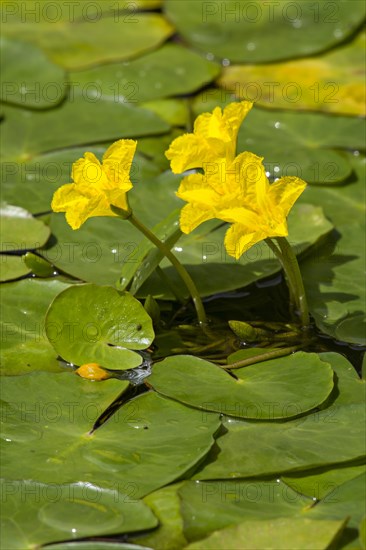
147;352;334;419
45;284;155;370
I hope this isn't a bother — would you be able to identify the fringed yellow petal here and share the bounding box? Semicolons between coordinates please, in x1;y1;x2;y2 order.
224;223;267;260
179;203;215;234
103;139;136;189
165;133;214;173
222;101;253;143
176;173;221;206
269;176;307;217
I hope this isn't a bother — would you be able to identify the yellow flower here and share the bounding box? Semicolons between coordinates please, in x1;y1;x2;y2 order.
166;100;253;174
165;103;307;259
51;139;137;229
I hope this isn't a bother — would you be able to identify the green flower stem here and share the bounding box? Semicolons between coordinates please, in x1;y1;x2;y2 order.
265;238;297;314
125;212;207;325
276;237;310;328
224;345;301;370
265;237;310;328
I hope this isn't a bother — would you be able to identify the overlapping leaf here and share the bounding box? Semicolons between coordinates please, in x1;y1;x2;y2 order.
45;284;155;370
218;31;365;116
0;203;50;251
164;0;366;63
2;372;221;497
2;7;174;69
1;100;169;162
146;352;334;419
195;353;365;480
70;44;220;103
0;278;71;375
0;37;67;108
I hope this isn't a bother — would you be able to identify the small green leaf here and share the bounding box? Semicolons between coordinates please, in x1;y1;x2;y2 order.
164;0;366;63
0;203;50;252
23;252;54;277
147;352;334;419
45;284;155;370
0;278;71;375
185;517;348;550
0;36;66;108
70;43;220;103
0;255;31;282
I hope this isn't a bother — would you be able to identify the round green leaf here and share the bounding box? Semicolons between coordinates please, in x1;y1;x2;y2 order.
45;284;154;370
0;204;50;252
195;353;366;480
0;36;66;109
70;44;220;103
178;479;310;543
0;278;71;375
283;463;366;501
218;31;365;116
2;10;174;69
146;352;334;419
0;480;157;550
185;517;348;550
1;99;169;162
23;252;55;277
1;372;221;497
308;472;366;529
164;0;366;63
0;255;31;282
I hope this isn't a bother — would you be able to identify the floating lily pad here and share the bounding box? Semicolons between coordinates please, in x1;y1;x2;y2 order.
301;153;366;344
1;373;220;497
283;463;366;501
0;255;31;282
193;96;364;183
0;479;157;549
218;31;365;116
0;278;71;375
195;353;366;480
45;284;154;370
0;36;66;109
0;204;50;252
178;479;310;542
308;473;366;529
185;517;348;550
71;44;220;103
1;100;169;162
164;0;366;63
22;252;55;277
146;352;334;419
2;10;174;69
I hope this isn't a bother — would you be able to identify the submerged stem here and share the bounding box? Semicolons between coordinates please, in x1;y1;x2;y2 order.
224;345;301;370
